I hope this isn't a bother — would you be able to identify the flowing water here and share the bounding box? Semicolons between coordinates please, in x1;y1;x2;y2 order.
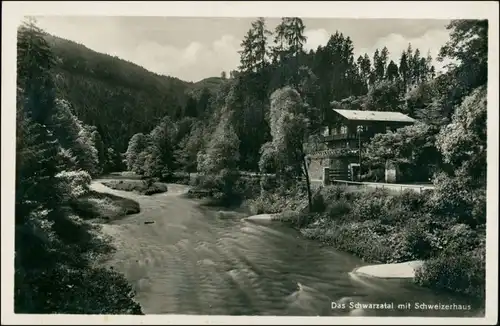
93;179;481;317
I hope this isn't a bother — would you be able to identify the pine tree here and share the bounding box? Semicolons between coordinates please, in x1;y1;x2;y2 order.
386;60;399;81
357;53;372;88
285;17;307;58
272;17;307;86
271;19;288;63
406;43;414;86
399;50;409;91
373;47;388;81
380;46;389;79
17;18;57;126
238;18;271;72
412;48;422;85
16;18;64;221
251;17;272;70
238;29;256;72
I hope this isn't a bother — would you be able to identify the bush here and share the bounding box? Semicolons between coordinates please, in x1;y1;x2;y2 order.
395;220;435;261
324;199;352;221
234;176;261;200
247;185;307;215
430;173;486;226
247;192;286;215
415;249;485;301
15;265;143;314
275;210;314;228
142;183;169;196
349;192;388;222
56;170;92;200
101;180;168;196
440;223;482;256
259;174;279;194
330;221;394;263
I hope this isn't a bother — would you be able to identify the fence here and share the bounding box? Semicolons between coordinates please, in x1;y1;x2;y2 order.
329;179;435;193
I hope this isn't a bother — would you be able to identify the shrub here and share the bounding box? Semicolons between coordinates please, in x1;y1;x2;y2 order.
415;249;485;301
246;185;306;215
15;265;143;314
331;221;394;263
324;199;352;221
101;180;168;196
276;210;315;228
430;173;486;226
142;184;168;196
259;174;278;194
395;221;435;260
234;176;261;200
350;193;387;222
56;170;92;200
247;192;286;215
440;223;482;256
386;189;431;213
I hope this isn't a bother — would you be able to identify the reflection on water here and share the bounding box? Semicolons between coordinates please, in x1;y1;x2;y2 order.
96;180;481;316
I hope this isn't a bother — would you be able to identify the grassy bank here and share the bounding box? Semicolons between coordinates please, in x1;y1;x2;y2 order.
70;190;140;222
250;184;486;303
101;179;169;196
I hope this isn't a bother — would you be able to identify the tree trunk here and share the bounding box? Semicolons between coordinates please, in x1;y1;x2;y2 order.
302;156;313;213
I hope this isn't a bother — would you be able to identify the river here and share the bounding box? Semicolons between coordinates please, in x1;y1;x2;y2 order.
92;179;480;317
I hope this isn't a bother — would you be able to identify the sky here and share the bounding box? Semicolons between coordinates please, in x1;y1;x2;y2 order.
35;16;452;83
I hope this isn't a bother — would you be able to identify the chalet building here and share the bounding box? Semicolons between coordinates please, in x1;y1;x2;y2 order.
307;109;416;184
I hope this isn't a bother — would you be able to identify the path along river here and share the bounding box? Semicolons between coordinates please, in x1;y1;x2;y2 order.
93;179;481;317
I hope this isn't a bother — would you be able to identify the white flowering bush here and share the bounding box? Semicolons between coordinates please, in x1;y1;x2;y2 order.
56;170;92;200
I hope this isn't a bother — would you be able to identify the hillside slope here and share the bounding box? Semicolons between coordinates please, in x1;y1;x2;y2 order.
44;34;223;154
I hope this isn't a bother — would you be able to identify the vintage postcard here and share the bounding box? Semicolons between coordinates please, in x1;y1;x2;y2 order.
2;1;498;325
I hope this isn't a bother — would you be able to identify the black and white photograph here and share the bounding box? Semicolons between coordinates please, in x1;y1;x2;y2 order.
1;1;498;325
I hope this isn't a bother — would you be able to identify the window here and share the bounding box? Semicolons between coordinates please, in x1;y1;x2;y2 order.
331;127;338;135
386;126;392;132
340;125;348;134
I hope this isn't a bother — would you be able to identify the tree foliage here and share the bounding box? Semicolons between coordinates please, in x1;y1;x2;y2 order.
16;19;142;314
436;85;487;183
266;87;313;207
364;123;442;181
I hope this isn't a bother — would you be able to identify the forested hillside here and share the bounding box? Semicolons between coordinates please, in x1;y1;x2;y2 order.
44;35;225;170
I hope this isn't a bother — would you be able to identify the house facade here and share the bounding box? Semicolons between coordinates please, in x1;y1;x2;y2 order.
307;109;416;183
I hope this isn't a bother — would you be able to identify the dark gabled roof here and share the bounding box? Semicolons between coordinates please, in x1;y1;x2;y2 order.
332;109;416;123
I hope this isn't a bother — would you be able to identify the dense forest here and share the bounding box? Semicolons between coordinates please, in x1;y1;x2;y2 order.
43;33;226;171
15;16;488;313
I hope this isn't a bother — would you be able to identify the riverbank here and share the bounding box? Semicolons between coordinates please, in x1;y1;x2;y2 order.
85;179;479;316
101;179;169;196
137;169;485;305
70;189;140;222
249;183;486;304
